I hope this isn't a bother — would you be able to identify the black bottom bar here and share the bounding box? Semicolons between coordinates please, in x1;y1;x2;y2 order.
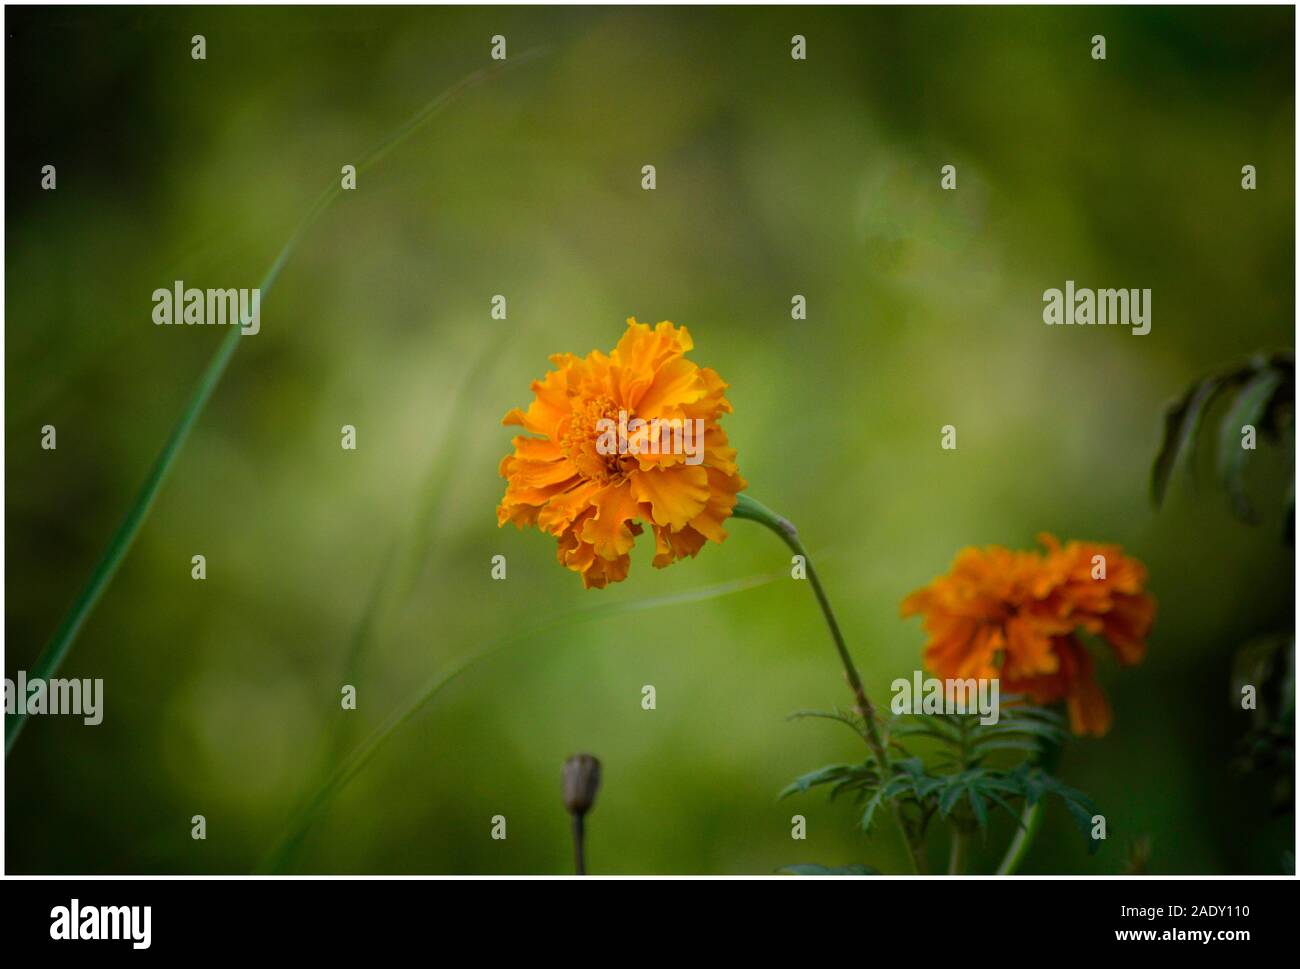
1;876;1290;955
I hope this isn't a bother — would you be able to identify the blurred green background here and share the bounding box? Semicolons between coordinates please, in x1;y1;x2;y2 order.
5;5;1294;874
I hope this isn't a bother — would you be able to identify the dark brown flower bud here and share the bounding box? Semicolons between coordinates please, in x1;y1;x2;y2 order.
562;753;602;816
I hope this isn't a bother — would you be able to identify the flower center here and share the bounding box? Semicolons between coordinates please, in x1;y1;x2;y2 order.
560;395;628;483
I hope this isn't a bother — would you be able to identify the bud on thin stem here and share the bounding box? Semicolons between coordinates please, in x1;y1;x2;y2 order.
562;753;601;875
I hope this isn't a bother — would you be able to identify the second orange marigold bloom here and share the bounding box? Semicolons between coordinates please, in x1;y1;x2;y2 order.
901;534;1155;736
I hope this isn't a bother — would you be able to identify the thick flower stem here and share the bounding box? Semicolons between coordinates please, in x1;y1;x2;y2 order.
994;802;1043;875
733;493;928;874
947;830;968;875
994;737;1058;874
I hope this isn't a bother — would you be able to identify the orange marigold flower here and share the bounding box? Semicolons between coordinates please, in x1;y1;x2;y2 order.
497;318;747;588
901;534;1155;736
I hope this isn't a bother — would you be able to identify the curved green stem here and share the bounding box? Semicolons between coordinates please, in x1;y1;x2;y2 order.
947;829;968;875
733;493;927;874
995;801;1044;875
995;736;1061;874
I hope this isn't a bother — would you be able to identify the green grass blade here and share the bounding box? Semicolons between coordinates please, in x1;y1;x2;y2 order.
5;52;547;757
6;323;242;756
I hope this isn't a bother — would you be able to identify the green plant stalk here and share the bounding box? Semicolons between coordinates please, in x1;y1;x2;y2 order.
572;815;588;876
947;830;968;875
733;493;928;874
994;801;1044;875
945;714;973;874
994;735;1062;874
5;51;547;757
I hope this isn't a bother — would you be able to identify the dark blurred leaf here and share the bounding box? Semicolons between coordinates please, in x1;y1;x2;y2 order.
1216;367;1283;521
1261;354;1295;440
1151;373;1231;507
1151;353;1294;531
1232;634;1295;811
1037;773;1102;854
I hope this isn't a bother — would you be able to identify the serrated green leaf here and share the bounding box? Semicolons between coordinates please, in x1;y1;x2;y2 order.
938;779;968;817
973;719;1064;741
1013;764;1048;805
980;786;1025;824
894;755;927;776
1001;703;1067;726
968;738;1044;758
787;708;867;740
890;717;962;744
778;764;855;800
860;776;910;832
979;773;1031;795
967;787;989;831
1037;774;1102;854
892;757;945;799
907;775;946;801
829;773;879;802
